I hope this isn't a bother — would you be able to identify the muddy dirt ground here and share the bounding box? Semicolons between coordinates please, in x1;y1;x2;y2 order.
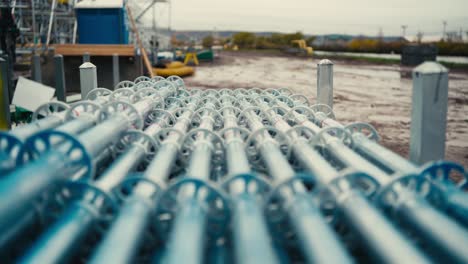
185;51;468;168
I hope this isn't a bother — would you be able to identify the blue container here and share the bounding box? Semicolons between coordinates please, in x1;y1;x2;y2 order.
75;6;129;44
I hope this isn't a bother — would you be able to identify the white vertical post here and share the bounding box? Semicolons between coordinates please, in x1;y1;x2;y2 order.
54;55;66;102
317;59;334;108
113;53;120;89
79;62;97;100
135;48;143;77
410;62;449;165
32;54;42;83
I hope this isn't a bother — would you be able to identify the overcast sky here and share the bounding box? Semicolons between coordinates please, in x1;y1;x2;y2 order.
142;0;468;38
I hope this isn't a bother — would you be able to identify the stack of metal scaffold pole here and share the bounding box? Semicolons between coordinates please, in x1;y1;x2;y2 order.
0;61;467;264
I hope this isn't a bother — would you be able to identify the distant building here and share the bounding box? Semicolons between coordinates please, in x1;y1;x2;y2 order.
311;34;408;47
311;34;354;47
380;36;408;43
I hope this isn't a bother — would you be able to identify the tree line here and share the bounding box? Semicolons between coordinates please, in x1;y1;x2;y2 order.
200;31;468;56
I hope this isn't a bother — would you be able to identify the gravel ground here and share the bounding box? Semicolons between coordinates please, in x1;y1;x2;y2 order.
184;51;468;168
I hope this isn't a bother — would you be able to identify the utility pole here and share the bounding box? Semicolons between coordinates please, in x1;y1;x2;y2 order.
213;27;218;43
378;27;383;39
401;25;407;39
377;27;384;51
416;30;424;43
442;20;447;41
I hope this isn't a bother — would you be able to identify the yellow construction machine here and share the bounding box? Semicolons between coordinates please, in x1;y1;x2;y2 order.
288;39;313;55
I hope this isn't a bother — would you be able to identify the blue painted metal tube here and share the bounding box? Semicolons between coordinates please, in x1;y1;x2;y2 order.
90;105;198;263
206;241;230;264
165;198;206;264
225;149;278;264
231;192;278;264
322;139;390;184
0;113;93;174
220;101;278;264
186;144;212;181
0;100;149;240
89;195;154;264
259;142;296;181
0;115;127;208
17;147;147;263
294;104;468;262
94;146;147;191
79;115;130;157
3;89;171;254
54;117;96;135
89;145;175;262
163;100;219;264
444;188;468;225
396;192;468;263
17;106;176;263
0;97;134;174
336;188;430;263
237;99;353;264
289;193;352;263
259;143;352;264
225;140;250;176
18;202;97;264
163;149;213;264
2;100;73;143
0;115;98;242
353;133;468;226
255;98;430;263
281;97;468;221
0;151;70;236
2;114;63;140
306;107;468;246
0;210;37;249
351;133;417;173
290;135;430;263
